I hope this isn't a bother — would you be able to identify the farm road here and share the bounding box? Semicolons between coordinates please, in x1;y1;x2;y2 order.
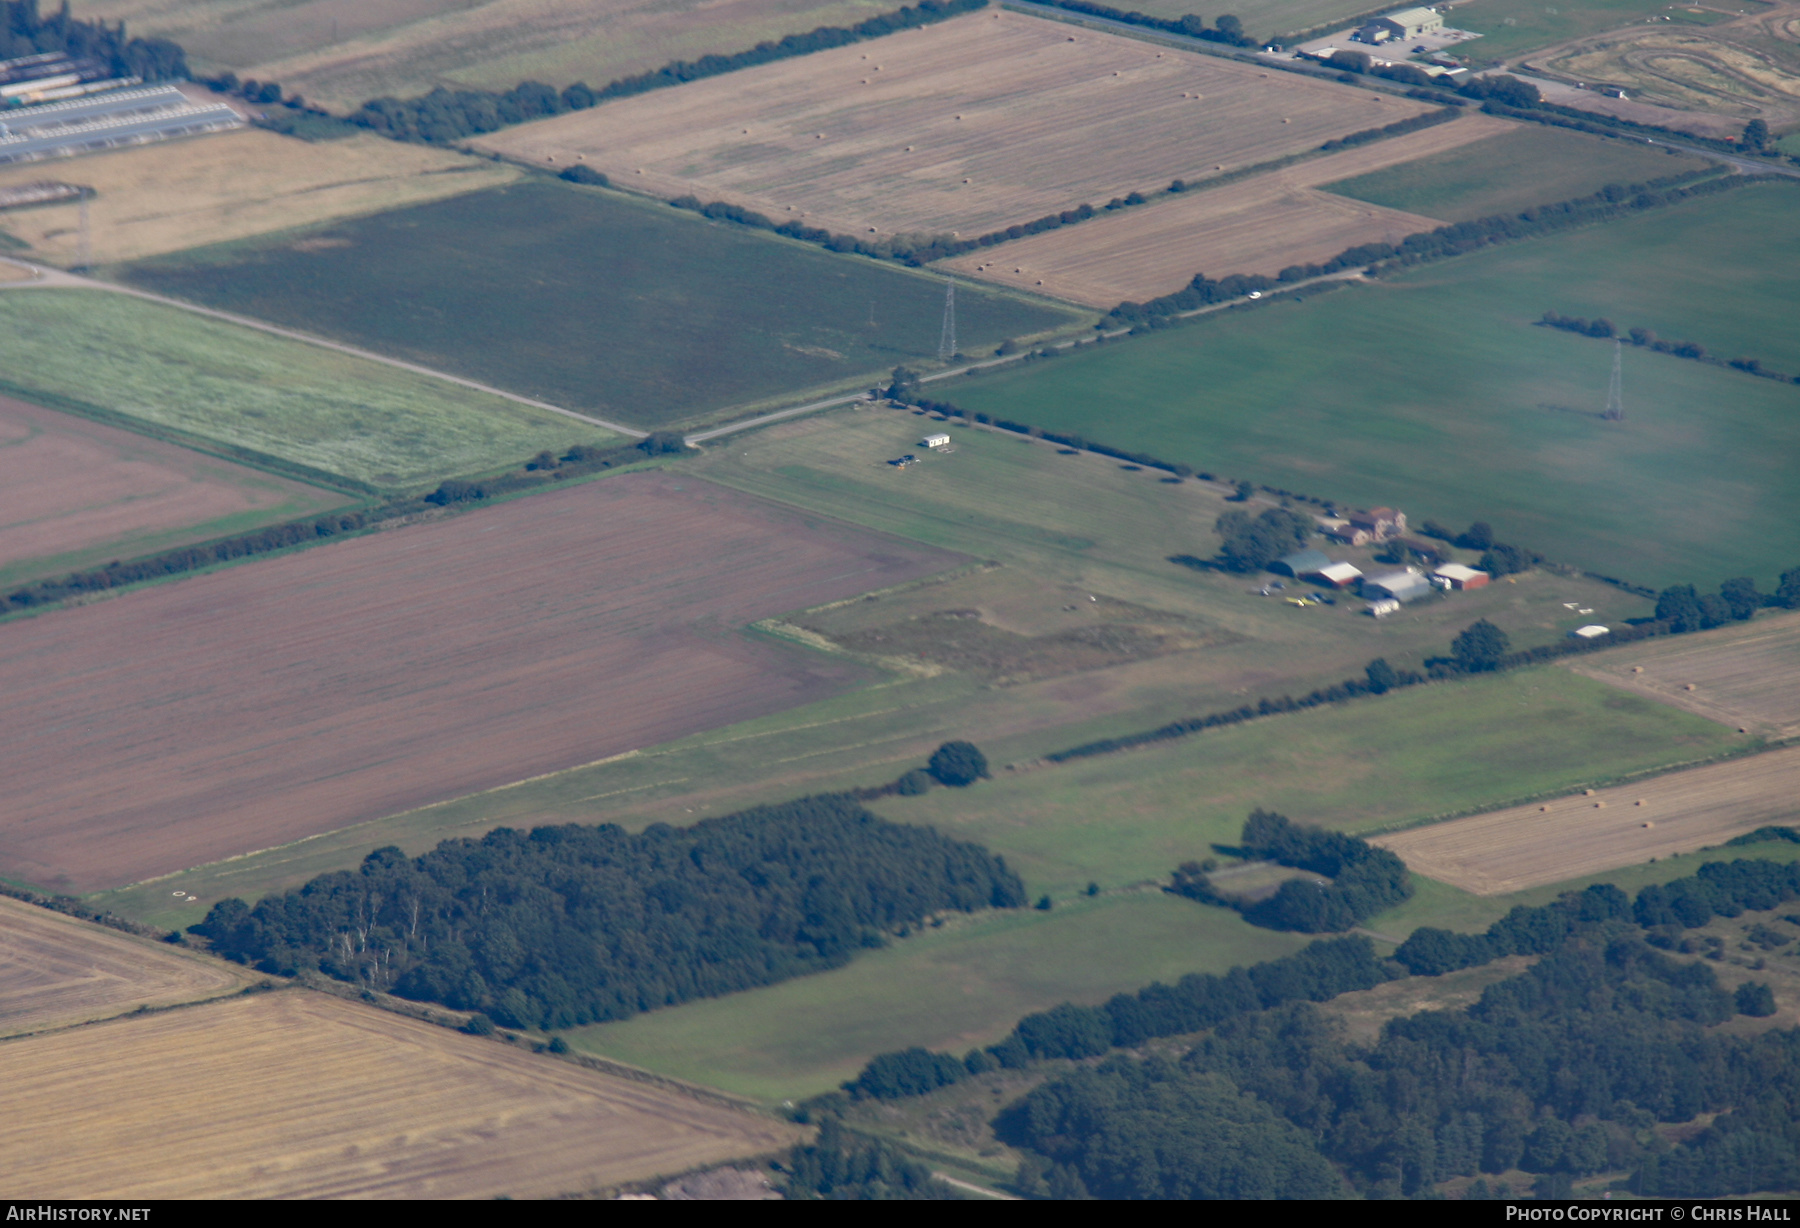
0;259;646;438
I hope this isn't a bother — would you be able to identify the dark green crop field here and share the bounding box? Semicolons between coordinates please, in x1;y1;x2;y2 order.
117;179;1082;429
1322;125;1712;222
948;182;1800;591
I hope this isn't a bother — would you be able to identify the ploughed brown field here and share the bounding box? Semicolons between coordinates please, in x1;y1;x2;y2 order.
0;990;799;1198
475;10;1433;238
940;114;1514;305
0;473;958;893
1373;744;1800;895
0;394;345;587
0;895;252;1038
1568;611;1800;740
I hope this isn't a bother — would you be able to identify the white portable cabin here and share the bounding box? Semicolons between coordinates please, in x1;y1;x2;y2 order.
921;433;951;450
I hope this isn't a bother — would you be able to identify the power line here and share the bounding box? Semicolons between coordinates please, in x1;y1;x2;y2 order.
937;278;956;362
1603;339;1623;421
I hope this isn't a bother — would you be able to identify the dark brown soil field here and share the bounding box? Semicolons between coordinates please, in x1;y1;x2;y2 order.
0;473;958;893
0;394;344;588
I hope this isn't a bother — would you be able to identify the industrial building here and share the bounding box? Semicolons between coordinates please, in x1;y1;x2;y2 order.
1355;7;1445;44
0;84;241;166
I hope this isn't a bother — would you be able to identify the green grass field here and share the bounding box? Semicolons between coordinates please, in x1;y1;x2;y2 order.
1450;0;1736;65
0;289;610;490
1322;125;1713;221
568;891;1310;1100
116;179;1082;430
946;182;1800;590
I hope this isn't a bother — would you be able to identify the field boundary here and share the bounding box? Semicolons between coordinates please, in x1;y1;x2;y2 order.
0;261;646;440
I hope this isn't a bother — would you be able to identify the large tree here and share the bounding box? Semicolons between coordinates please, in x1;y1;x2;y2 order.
1452;619;1510;671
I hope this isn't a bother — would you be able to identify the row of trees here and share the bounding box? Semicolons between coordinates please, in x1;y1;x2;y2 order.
1541;311;1800;387
1169;810;1413;932
0;0;184;81
1317;105;1458;153
1027;2;1256;47
348;0;983;143
1002;929;1783;1198
190;794;1025;1030
1111;172;1744;326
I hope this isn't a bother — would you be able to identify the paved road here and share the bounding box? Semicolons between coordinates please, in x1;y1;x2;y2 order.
0;258;646;438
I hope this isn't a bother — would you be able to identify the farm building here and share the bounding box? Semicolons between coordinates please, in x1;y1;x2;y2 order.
1570;624;1611;639
1307;561;1364;589
1358;7;1445;43
1434;562;1489;590
1270;548;1332;578
1325;507;1406;546
921;433;951;449
1362;567;1434;603
0;86;242;165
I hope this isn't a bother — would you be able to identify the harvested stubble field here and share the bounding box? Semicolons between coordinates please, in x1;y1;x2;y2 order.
1569;611;1800;739
0;129;517;266
0;394;344;589
0;472;957;894
84;0;893;113
0;289;606;490
475;10;1433;238
1372;743;1800;896
0;896;252;1038
941;114;1514;305
0;990;798;1198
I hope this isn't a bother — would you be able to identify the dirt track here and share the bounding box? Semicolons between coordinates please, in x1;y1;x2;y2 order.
0;895;251;1037
476;9;1431;238
941;113;1513;303
0;473;958;893
1373;744;1800;895
0;990;798;1198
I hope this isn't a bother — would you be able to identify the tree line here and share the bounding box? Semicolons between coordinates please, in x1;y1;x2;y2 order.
0;0;184;82
1023;2;1256;47
1169;809;1412;932
190;793;1025;1031
1110;171;1744;326
347;0;984;143
1540;311;1800;387
1;438;649;616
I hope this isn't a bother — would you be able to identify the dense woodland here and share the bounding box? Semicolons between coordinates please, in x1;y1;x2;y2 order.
0;0;184;81
848;846;1800;1198
192;795;1025;1029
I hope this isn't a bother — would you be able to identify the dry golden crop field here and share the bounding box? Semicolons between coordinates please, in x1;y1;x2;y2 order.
0;990;799;1198
0;128;516;265
940;114;1516;304
1569;612;1800;739
0;896;252;1038
84;0;892;113
475;9;1433;238
1372;743;1800;896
